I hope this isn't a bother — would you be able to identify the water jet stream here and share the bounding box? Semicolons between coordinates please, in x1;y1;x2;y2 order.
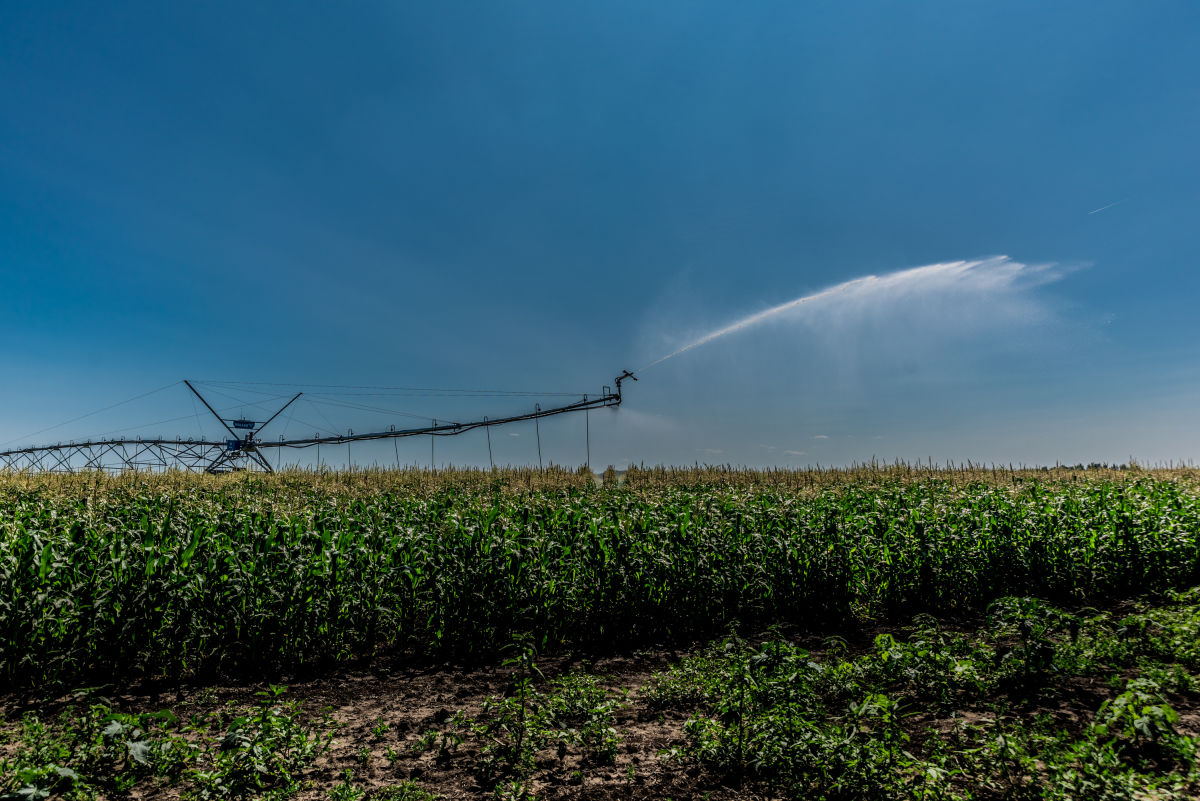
638;257;1050;372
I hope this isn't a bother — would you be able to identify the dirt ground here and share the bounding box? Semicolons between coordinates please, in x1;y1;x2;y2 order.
4;643;804;800
7;619;1200;800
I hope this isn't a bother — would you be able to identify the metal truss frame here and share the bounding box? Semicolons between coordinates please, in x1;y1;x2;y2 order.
0;371;633;474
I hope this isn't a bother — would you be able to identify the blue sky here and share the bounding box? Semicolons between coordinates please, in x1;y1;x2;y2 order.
2;2;1199;469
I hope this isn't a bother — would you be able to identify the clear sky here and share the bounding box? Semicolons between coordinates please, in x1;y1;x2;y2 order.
2;2;1199;469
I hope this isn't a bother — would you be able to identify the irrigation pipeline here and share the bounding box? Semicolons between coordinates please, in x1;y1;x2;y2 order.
275;391;622;449
0;370;635;474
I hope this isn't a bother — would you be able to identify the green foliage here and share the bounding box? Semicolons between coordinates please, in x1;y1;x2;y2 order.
1021;678;1200;801
0;687;329;801
409;729;438;754
6;594;1200;800
646;605;1200;800
0;702;197;801
8;476;1200;688
652;636;945;799
187;686;330;800
327;771;364;801
369;783;440;801
7;471;1200;798
542;671;622;764
648;597;1200;796
445;646;624;789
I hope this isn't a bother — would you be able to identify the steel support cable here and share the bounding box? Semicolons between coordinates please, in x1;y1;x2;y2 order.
97;413;208;439
303;399;346;438
280;402;296;438
189;383;311;400
193;384;435;428
202;381;584;396
302;392;595;434
302;394;459;424
190;394;205;435
272;393;620;449
307;391;586;421
190;386;297;417
94;398;268;439
201;384;580;400
282;415;339;438
0;380;182;448
196;379;586;397
299;390;586;398
303;394;433;420
272;403;299;470
2;375;625;471
0;395;618;459
191;384;293;410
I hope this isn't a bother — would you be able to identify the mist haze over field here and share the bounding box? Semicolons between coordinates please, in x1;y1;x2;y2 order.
2;2;1199;468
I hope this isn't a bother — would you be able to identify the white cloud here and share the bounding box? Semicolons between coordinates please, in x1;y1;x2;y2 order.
813;434;829;440
784;449;806;456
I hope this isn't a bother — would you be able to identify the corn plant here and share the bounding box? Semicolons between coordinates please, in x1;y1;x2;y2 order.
5;470;1200;689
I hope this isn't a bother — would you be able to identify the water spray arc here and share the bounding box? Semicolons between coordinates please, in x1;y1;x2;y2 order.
637;257;1050;373
637;284;859;372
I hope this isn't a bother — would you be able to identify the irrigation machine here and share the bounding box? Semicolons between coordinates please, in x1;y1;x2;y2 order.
0;371;637;474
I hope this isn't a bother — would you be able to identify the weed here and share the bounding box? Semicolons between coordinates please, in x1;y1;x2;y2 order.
186;686;330;800
370;782;440;801
370;718;390;740
328;770;364;801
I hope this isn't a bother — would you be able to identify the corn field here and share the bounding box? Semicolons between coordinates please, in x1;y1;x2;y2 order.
3;467;1200;689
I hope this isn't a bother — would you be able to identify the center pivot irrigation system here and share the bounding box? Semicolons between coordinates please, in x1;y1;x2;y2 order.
0;370;637;474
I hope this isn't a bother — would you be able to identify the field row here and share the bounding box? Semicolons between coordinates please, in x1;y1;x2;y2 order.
6;590;1200;799
4;474;1200;687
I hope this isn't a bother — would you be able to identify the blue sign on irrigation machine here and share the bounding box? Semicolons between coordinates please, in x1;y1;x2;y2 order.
232;419;255;430
226;439;243;451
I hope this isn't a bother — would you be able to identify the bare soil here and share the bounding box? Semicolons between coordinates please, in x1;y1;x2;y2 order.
7;619;1200;799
